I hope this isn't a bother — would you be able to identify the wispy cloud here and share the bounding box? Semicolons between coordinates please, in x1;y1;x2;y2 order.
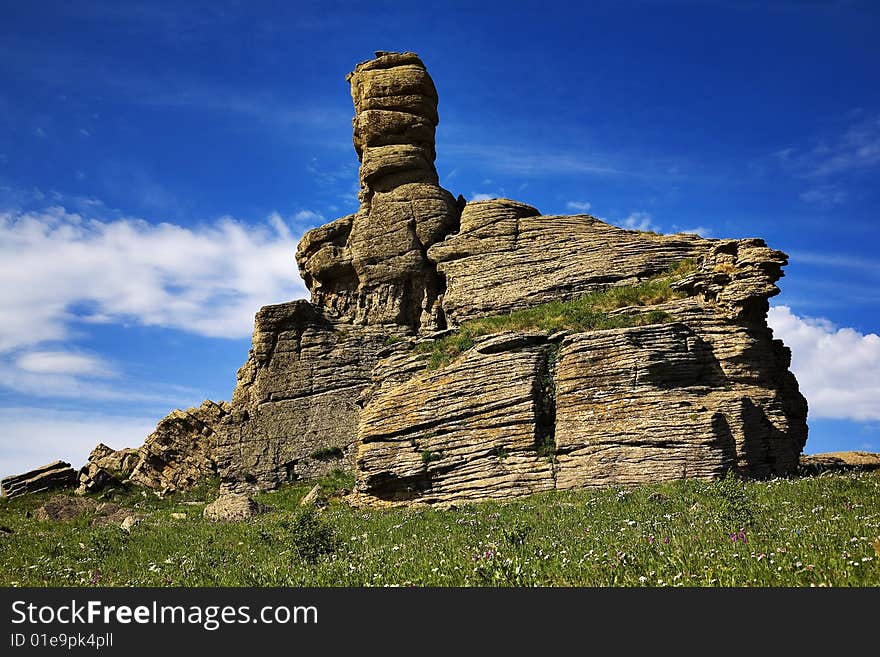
16;350;115;377
0;360;200;406
788;250;880;275
769;305;880;422
292;209;326;226
773;113;880;178
614;211;660;232
447;142;624;178
798;184;848;208
566;200;592;212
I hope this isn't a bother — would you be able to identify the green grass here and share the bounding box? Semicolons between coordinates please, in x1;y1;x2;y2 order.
416;259;697;369
1;470;878;586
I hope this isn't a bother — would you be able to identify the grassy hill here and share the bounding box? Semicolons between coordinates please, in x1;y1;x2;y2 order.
1;470;878;586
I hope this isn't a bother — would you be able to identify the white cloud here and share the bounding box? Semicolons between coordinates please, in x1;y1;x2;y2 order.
16;350;114;377
293;209;325;224
0;206;308;354
470;193;496;202
670;225;712;237
566;200;592;212
615;211;660;232
769;305;880;421
0;407;157;477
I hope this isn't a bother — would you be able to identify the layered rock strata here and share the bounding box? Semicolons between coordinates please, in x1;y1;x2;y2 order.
297;51;461;331
77;400;229;494
2;461;76;498
213;301;396;492
55;51;810;505
353;231;808;506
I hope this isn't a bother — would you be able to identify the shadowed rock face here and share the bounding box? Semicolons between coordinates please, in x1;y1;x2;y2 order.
2;461;76;498
297;51;461;331
67;51;811;504
213;300;397;492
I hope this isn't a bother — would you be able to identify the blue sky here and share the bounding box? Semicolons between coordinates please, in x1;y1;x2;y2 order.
1;0;878;475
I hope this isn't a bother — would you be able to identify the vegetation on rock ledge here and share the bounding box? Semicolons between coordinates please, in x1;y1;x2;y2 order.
418;259;697;369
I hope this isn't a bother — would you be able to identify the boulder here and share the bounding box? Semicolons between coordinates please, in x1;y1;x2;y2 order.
78;400;229;495
2;461;77;498
299;484;326;508
203;493;269;522
76;444;140;494
800;452;880;474
35;495;98;521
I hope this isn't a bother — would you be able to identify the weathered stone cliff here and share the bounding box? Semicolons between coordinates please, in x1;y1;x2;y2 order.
213;301;395;491
69;51;808;507
352;219;807;506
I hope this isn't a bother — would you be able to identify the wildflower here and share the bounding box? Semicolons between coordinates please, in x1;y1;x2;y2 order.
662;537;670;545
89;569;102;585
648;535;655;544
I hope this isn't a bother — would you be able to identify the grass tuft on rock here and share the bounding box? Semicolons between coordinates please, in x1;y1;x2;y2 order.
418;259;697;369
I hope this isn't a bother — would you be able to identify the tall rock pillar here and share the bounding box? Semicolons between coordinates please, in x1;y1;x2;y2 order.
297;51;461;332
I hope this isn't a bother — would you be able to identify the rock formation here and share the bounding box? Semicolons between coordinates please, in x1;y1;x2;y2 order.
2;461;76;498
77;401;229;495
63;51;810;507
799;451;880;474
297;51;461;330
32;495;141;529
76;444;140;494
203;493;269;522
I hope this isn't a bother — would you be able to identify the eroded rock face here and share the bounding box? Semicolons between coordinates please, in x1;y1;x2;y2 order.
354;333;556;505
76;444;140;494
2;461;77;498
353;233;809;506
214;300;397;492
77;401;228;495
128;400;228;492
429;201;709;324
297;51;461;331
